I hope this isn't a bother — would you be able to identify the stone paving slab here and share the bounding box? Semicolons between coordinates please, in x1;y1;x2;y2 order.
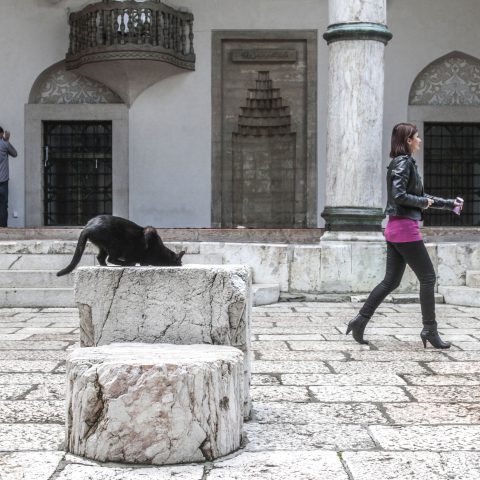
370;425;480;451
54;463;205;479
427;362;480;374
252;360;331;374
251;374;280;386
404;374;480;385
0;341;71;350
208;451;349;480
343;451;480;480
349;350;451;361
0;400;64;423
407;386;480;402
310;385;410;402
0;350;67;361
0;373;65;385
328;360;429;375
253;402;388;425
0;424;64;451
258;351;347;361
0;360;60;373
244;423;375;451
251;386;310;402
281;373;405;386
384;402;480;424
0;384;32;400
0;451;65;480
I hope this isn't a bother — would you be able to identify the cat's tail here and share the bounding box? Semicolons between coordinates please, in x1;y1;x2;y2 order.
56;229;89;276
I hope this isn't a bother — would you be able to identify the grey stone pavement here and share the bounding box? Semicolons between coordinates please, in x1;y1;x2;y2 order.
2;302;480;479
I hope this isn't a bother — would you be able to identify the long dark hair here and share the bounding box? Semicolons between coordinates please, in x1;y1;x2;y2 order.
390;123;417;158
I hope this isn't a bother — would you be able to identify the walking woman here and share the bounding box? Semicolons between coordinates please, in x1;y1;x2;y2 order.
346;123;463;349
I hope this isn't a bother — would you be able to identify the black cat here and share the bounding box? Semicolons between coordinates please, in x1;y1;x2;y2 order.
57;215;185;276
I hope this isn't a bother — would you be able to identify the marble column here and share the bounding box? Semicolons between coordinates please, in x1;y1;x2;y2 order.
321;0;392;238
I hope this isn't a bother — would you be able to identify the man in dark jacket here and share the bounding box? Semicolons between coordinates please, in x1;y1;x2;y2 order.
0;127;17;227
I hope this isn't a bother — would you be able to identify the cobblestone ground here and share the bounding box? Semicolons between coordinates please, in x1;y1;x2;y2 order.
1;302;480;479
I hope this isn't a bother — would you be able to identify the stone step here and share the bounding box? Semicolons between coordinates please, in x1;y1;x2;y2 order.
252;284;280;306
0;270;73;288
0;254;96;271
466;270;480;288
350;293;444;304
0;287;74;308
0;253;222;271
438;286;480;307
182;254;223;265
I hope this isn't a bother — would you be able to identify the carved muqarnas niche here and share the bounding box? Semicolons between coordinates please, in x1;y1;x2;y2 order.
31;64;122;104
232;71;302;228
410;52;480;106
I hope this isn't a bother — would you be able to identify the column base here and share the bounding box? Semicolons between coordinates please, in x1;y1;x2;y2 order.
321;206;385;232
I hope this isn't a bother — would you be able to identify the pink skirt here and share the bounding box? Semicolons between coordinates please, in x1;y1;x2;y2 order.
384;216;422;243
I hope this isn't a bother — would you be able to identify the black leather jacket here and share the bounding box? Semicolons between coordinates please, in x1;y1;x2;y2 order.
385;155;455;220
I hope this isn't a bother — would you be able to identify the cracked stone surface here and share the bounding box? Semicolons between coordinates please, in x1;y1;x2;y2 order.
66;343;244;465
208;451;349;479
3;302;480;479
75;265;252;416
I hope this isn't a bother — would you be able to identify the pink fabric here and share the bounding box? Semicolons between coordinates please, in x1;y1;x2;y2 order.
384;216;422;243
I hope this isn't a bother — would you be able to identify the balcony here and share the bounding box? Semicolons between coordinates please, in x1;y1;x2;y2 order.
65;0;195;105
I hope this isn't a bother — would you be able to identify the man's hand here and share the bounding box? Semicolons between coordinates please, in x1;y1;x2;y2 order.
425;198;434;209
3;131;10;142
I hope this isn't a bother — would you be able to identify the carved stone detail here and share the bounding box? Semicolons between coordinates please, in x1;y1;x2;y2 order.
31;65;122;104
410;53;480;106
232;71;300;227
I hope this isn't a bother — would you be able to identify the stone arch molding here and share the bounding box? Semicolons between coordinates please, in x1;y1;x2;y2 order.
409;51;480;106
29;61;122;104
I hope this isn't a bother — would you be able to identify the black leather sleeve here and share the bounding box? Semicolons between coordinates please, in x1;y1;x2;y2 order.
391;158;429;209
424;193;456;210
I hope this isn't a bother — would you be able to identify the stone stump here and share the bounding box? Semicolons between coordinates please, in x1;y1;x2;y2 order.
66;343;244;465
75;265;252;416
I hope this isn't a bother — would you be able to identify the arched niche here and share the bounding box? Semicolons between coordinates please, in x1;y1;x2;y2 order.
409;51;480;106
25;61;128;226
29;61;122;104
408;52;480;227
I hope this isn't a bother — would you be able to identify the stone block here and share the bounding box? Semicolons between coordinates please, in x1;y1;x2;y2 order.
199;243;290;291
75;265;252;416
252;284;280;306
439;286;480;307
467;270;480;287
66;343;244;465
437;243;480;287
289;246;321;292
319;241;387;293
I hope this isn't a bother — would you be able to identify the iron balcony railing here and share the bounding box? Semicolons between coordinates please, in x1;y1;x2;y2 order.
66;0;195;71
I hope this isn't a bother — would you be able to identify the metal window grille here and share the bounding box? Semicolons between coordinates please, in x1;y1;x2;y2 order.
43;121;112;226
424;122;480;226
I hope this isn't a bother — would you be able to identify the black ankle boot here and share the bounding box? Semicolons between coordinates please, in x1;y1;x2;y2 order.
420;322;451;349
346;314;370;345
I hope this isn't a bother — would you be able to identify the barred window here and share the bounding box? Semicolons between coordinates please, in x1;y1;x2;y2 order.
43;121;112;226
423;122;480;226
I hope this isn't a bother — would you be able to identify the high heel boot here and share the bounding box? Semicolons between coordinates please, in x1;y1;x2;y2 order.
346;314;370;345
420;322;451;349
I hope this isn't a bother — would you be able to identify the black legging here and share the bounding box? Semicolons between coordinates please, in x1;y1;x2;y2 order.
360;241;436;324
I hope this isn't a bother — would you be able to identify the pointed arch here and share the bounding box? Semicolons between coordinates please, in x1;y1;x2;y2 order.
409;51;480;106
29;60;122;104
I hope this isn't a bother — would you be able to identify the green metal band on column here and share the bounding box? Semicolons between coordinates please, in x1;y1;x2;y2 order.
321;206;385;232
323;22;393;45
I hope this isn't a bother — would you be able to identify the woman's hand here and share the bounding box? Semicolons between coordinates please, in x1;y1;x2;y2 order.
425;198;434;209
454;198;464;212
